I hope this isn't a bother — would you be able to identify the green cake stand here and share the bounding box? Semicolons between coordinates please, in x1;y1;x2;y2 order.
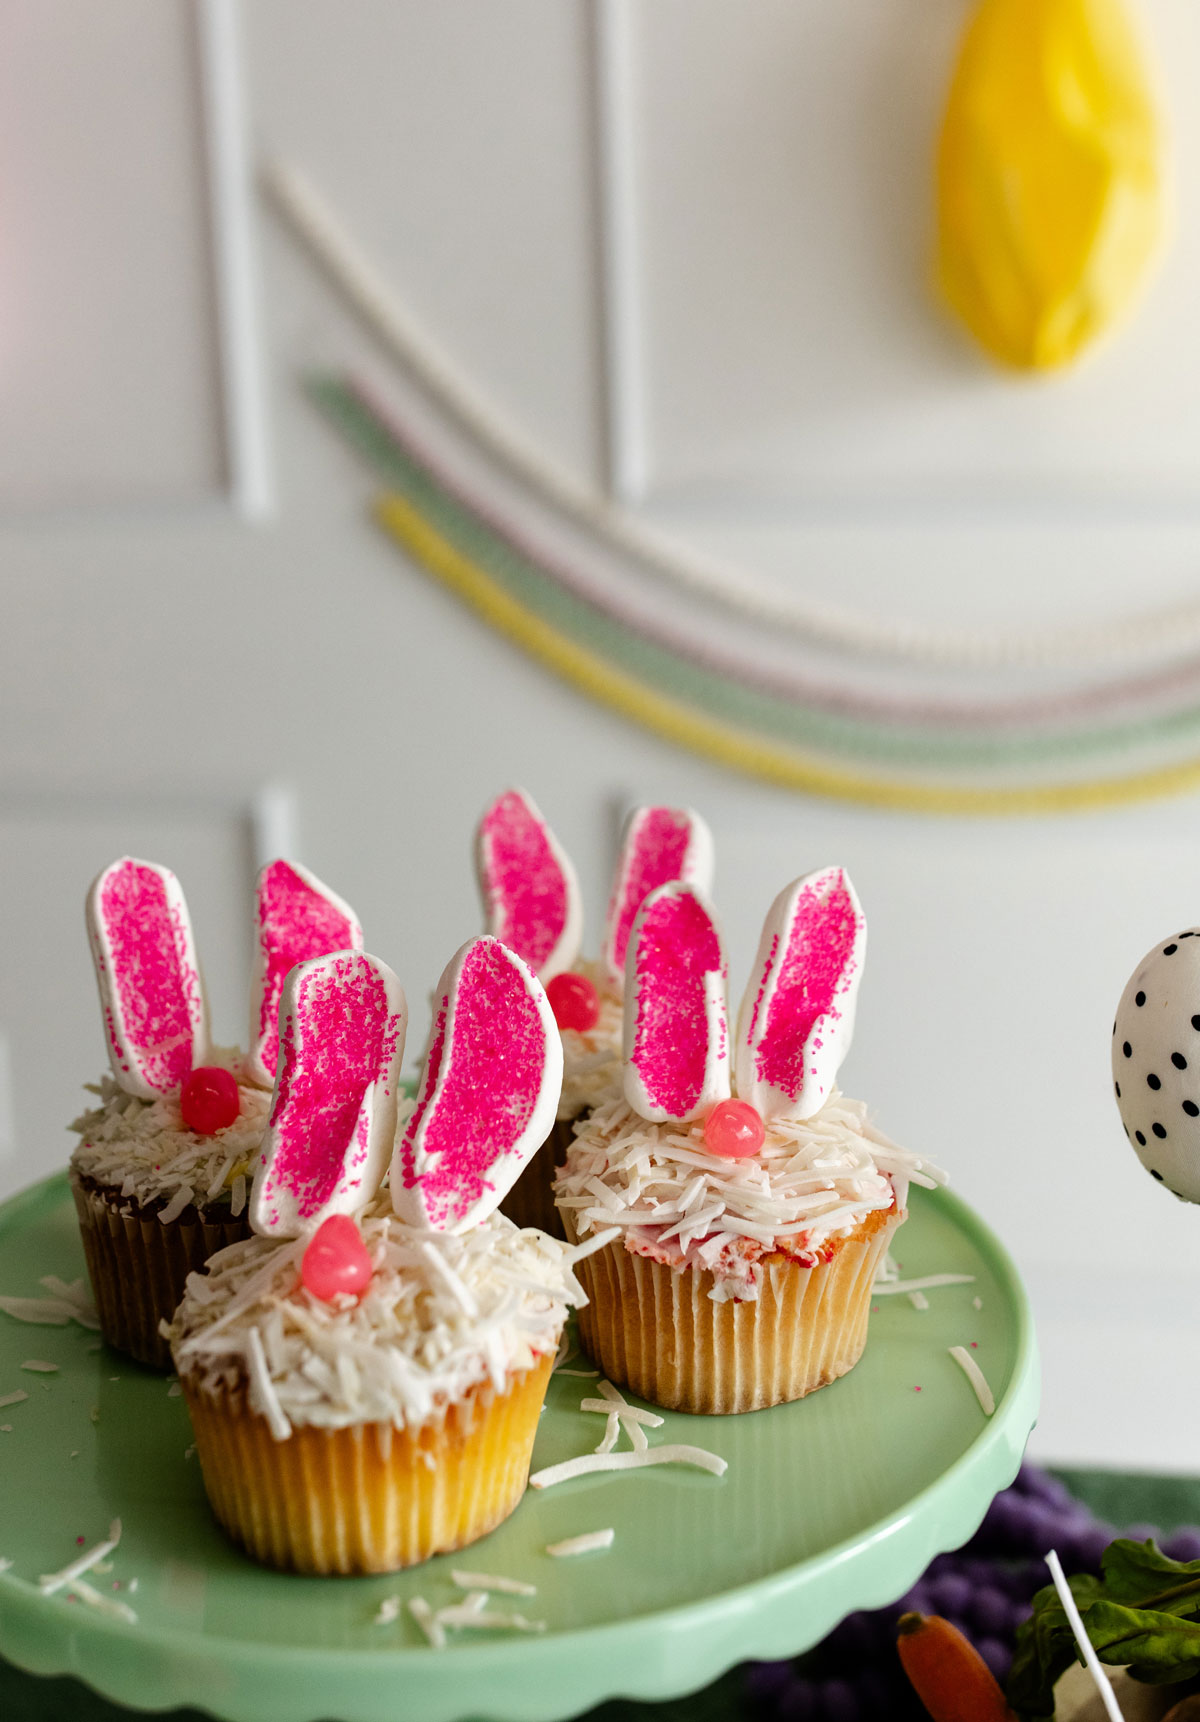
0;1174;1037;1722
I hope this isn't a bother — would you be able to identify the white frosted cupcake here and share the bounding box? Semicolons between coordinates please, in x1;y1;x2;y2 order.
168;935;589;1575
71;855;361;1367
556;870;945;1414
476;788;712;1235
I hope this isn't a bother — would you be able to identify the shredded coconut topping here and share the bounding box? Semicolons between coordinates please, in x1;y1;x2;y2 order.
558;961;623;1120
167;1204;584;1433
70;1064;270;1217
555;1089;945;1301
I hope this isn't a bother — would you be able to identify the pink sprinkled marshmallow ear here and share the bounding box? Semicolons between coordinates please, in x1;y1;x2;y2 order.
603;806;714;987
623;883;730;1123
391;936;563;1234
475;788;582;982
86;857;210;1099
250;951;407;1238
735;867;866;1123
246;859;363;1088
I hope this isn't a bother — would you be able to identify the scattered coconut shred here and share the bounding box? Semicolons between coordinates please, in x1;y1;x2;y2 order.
556;1090;946;1303
547;1529;614;1557
36;1520;137;1624
529;1377;726;1489
0;1276;98;1330
949;1345;995;1416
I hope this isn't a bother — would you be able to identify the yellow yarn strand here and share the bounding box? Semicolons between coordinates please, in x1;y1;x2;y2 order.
375;492;1200;817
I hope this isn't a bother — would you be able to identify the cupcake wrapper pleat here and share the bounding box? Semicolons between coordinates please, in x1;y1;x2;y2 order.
571;1212;903;1414
71;1173;251;1370
180;1354;554;1574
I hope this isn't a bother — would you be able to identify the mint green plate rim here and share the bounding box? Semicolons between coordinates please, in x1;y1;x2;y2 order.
0;1173;1038;1722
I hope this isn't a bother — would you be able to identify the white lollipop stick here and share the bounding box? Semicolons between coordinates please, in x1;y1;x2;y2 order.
86;857;210;1099
246;859;363;1088
476;788;583;982
623;884;730;1123
736;867;866;1122
250;951;407;1237
391;937;563;1233
603;806;714;987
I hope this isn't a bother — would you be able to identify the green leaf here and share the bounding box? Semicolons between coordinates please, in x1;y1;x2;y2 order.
1085;1600;1200;1671
1100;1540;1200;1613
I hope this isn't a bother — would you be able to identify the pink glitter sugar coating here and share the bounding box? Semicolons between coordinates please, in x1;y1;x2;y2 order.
629;889;726;1118
397;939;555;1232
301;1214;373;1301
92;860;204;1096
251;860;361;1084
477;790;574;977
754;872;861;1101
607;809;694;977
704;1098;764;1159
259;954;404;1228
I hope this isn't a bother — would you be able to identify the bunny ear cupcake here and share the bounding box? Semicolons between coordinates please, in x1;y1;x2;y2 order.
476;788;713;1234
70;855;364;1368
168;938;585;1576
557;869;942;1415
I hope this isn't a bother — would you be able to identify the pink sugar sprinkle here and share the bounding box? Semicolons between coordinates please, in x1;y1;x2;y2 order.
76;1536;85;1545
971;1341;978;1348
265;955;403;1221
754;872;860;1101
608;809;694;975
629;890;724;1116
914;1386;922;1393
97;862;202;1094
479;792;570;975
254;861;360;1080
402;941;548;1229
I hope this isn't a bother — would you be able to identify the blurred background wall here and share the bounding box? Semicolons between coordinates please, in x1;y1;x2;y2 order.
3;0;1200;1469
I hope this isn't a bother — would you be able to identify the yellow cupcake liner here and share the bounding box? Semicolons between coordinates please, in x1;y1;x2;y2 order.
570;1210;903;1414
180;1354;555;1574
70;1172;250;1370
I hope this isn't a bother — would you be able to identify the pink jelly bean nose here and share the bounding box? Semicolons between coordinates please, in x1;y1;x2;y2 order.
546;970;600;1033
179;1066;240;1135
704;1098;765;1159
301;1214;373;1301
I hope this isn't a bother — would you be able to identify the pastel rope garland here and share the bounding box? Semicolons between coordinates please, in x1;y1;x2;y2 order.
313;378;1200;772
264;157;1200;672
374;490;1200;816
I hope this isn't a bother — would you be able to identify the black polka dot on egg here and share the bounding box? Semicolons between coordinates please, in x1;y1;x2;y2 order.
1186;1100;1200;1116
1193;1015;1200;1031
1115;1081;1121;1098
1148;1073;1162;1090
1136;991;1147;1006
1123;1041;1132;1058
1152;1169;1165;1181
1153;1122;1168;1138
1165;944;1179;955
1136;1130;1147;1145
1174;1053;1189;1070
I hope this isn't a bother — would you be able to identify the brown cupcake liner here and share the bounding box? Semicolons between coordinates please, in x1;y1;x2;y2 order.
180;1354;555;1574
570;1209;903;1414
498;1117;577;1238
70;1172;251;1370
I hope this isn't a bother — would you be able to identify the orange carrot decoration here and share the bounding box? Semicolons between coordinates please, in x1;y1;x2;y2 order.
896;1612;1018;1722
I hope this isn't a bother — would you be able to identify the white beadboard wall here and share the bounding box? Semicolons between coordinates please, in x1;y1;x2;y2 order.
2;0;1200;1470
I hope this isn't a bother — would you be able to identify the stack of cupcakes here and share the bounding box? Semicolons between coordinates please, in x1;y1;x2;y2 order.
555;867;944;1414
475;788;712;1234
166;934;591;1574
71;855;362;1367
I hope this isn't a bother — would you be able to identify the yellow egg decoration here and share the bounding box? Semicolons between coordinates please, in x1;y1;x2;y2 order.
936;0;1168;371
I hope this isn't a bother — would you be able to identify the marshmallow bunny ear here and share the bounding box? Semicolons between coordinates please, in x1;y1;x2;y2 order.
624;883;730;1123
249;951;407;1238
736;867;866;1122
391;937;562;1234
603;806;715;987
246;860;363;1088
475;788;582;981
86;857;210;1099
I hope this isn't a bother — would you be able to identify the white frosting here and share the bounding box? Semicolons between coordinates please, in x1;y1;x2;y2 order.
558;960;623;1121
554;1090;945;1302
69;1054;268;1218
166;1203;584;1434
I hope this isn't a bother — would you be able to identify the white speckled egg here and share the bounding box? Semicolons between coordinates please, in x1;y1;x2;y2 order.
1113;928;1200;1202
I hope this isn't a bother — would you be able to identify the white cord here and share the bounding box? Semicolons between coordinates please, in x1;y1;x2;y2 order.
262;156;1200;671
